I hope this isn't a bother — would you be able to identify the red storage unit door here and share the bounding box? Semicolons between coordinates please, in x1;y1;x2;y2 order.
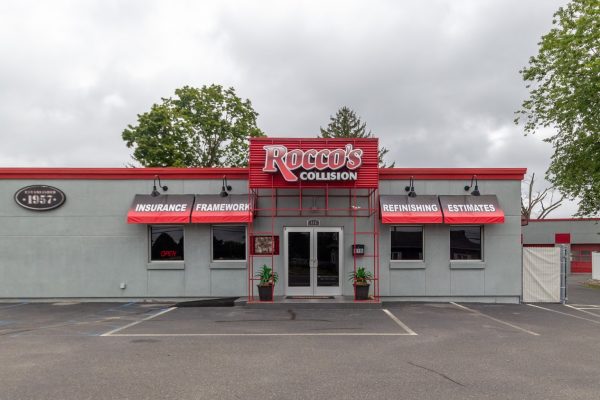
571;244;600;273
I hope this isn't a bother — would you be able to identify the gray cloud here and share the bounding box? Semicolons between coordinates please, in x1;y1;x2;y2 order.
0;0;577;215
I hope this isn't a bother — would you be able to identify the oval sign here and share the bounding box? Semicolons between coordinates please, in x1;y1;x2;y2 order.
14;185;66;211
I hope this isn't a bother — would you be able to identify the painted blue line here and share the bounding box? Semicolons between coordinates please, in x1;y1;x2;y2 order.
104;302;137;313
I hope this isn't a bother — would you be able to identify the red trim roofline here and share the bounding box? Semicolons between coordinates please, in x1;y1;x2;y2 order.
0;167;526;181
529;218;600;222
0;168;249;180
379;168;527;180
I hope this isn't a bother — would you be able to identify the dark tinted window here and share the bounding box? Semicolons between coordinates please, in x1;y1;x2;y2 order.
213;226;246;261
450;226;482;260
150;226;184;261
391;226;423;260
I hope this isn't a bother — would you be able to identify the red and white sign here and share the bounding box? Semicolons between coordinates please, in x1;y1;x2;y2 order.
127;194;195;224
438;195;505;224
249;138;379;188
380;195;443;224
262;144;363;182
191;194;252;223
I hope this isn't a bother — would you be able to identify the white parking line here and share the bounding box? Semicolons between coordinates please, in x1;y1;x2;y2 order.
100;307;177;336
101;308;417;337
527;304;600;325
564;304;600;319
382;309;417;335
451;302;540;336
0;302;28;310
107;332;414;337
569;304;600;308
566;304;600;312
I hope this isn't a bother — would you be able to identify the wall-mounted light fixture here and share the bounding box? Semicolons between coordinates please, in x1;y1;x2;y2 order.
464;175;481;196
220;175;232;197
151;175;168;197
405;176;417;198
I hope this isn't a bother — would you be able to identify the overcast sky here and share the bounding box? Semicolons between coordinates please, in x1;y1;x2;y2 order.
0;0;578;216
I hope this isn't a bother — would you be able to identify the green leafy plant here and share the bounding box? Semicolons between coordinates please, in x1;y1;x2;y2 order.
348;267;373;286
122;84;265;168
255;264;278;286
515;0;600;216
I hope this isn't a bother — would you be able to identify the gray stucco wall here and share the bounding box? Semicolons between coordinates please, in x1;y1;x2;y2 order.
379;179;522;301
0;176;522;301
0;178;246;299
522;220;600;245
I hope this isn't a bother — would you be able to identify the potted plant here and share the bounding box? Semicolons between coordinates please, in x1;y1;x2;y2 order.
348;267;373;300
255;264;278;301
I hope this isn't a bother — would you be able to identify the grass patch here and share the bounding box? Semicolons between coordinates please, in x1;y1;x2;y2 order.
582;279;600;289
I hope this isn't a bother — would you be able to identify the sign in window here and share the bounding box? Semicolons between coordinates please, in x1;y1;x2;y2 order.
150;225;184;261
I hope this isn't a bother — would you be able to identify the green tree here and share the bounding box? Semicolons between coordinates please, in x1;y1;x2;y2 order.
515;0;599;216
319;106;395;167
122;85;265;167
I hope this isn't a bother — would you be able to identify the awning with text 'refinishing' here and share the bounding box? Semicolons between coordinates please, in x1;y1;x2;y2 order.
380;195;443;224
191;194;253;223
127;194;195;224
438;195;505;224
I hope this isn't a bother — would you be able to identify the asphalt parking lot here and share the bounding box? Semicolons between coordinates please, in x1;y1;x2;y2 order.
1;277;600;400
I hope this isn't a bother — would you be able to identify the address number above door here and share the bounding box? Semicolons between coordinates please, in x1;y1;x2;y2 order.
14;185;66;211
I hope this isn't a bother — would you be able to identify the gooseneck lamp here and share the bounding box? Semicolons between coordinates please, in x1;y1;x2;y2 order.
151;175;168;197
220;176;232;197
464;175;481;196
405;176;417;198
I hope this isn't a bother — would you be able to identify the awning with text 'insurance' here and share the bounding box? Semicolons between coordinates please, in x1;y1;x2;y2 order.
438;195;505;224
127;194;195;224
380;195;443;224
191;194;253;223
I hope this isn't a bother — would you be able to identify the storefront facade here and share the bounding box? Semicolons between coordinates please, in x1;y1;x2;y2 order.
0;138;525;302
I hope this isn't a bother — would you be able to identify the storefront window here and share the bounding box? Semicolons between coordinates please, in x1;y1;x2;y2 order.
450;226;482;260
391;226;423;260
150;225;184;261
212;225;246;261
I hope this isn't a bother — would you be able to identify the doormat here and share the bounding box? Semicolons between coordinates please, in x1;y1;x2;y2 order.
286;296;335;300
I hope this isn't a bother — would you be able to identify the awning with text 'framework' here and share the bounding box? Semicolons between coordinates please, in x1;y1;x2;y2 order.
191;194;253;223
380;195;443;224
127;194;195;224
438;194;505;224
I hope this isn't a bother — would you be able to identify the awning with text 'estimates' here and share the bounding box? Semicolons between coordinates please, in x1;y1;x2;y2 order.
191;194;253;223
380;195;443;224
438;195;505;224
127;194;195;224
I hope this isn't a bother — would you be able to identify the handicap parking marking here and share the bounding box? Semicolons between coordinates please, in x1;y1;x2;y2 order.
100;307;177;337
527;304;600;325
451;302;540;336
382;309;417;335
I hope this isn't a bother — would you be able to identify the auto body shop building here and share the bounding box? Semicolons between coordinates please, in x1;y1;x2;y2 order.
0;138;526;303
522;218;600;274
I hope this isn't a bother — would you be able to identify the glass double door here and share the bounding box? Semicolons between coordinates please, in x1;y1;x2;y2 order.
284;227;343;296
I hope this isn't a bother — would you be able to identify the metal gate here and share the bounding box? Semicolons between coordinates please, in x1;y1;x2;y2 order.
523;246;568;303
